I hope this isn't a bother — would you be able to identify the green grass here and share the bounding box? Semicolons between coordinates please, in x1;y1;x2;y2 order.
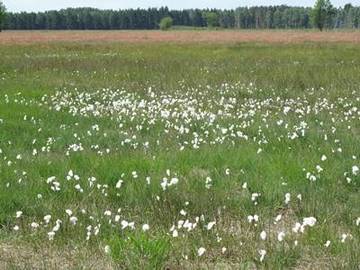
0;40;359;269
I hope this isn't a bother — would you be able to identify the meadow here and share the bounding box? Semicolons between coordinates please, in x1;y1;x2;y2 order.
0;31;359;269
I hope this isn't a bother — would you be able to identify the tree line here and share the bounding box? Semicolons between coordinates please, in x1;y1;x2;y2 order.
1;4;360;31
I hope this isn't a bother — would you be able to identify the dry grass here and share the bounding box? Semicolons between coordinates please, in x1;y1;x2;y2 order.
1;30;360;45
0;241;113;270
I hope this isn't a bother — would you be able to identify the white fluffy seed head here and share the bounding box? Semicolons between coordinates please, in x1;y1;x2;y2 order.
197;247;206;257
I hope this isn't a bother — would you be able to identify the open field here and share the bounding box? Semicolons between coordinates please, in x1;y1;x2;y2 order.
1;30;360;44
0;33;359;269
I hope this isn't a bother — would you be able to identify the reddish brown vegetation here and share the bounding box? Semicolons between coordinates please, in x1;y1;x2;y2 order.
0;30;360;45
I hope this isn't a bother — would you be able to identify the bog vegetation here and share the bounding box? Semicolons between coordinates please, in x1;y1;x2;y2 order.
0;40;359;269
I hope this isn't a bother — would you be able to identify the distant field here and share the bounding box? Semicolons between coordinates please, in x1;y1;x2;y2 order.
0;36;359;269
1;30;360;44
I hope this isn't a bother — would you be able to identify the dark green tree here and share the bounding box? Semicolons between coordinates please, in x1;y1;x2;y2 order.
159;16;173;30
203;11;219;27
311;0;335;30
2;5;360;30
0;1;6;32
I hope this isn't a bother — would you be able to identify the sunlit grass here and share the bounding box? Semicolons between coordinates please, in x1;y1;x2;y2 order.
0;41;359;269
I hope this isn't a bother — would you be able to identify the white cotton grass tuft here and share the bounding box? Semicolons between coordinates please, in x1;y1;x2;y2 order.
277;231;285;242
15;211;23;218
69;216;78;225
172;229;178;238
302;217;316;227
44;215;52;224
259;249;266;262
285;193;291;204
31;222;39;229
197;247;206;257
352;165;359;175
104;245;111;254
206;221;216;230
142;224;150;231
356;217;360;226
260;230;267;240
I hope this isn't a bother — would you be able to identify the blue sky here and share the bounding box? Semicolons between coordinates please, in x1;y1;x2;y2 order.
4;0;360;12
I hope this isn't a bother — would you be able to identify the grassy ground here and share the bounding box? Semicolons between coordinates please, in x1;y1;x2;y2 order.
0;40;359;269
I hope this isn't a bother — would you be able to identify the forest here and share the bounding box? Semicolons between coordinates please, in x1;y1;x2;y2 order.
2;4;360;30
